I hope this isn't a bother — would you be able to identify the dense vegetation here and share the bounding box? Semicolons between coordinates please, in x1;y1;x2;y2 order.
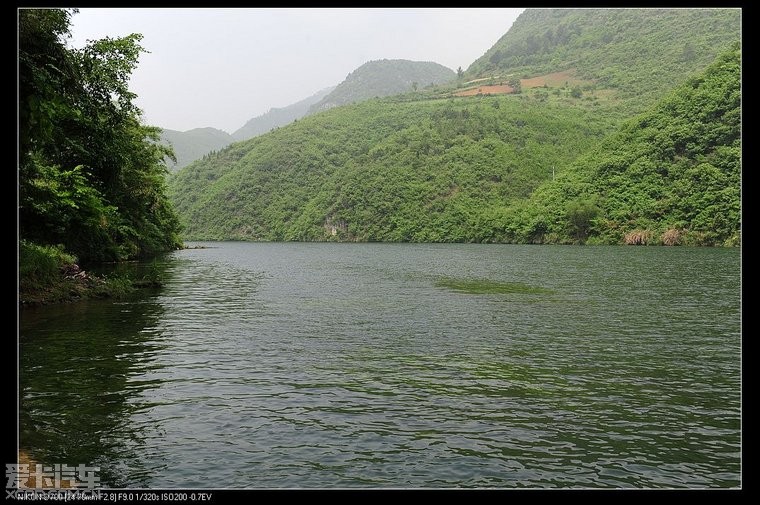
169;96;616;241
161;127;233;171
467;8;740;115
19;9;181;301
503;45;741;246
308;59;455;114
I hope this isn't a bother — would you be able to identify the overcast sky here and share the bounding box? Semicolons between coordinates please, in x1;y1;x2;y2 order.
67;8;524;133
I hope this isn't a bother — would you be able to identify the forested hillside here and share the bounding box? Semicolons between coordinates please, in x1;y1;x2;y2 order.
501;45;740;246
169;97;616;241
467;8;740;115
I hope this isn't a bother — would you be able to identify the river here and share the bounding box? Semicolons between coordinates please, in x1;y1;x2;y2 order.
19;242;741;488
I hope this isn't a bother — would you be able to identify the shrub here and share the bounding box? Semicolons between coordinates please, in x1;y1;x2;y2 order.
624;229;653;245
661;228;682;246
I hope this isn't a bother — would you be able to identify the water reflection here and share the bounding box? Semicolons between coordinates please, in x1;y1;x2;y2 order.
19;261;173;487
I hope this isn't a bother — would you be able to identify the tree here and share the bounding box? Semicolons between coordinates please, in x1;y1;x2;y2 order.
508;78;522;94
457;66;464;79
18;9;77;169
18;8;181;262
411;81;418;92
566;199;600;242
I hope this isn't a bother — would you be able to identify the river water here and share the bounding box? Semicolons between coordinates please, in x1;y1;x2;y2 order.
19;243;741;488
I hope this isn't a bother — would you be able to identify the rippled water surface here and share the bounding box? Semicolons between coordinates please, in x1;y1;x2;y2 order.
20;243;741;488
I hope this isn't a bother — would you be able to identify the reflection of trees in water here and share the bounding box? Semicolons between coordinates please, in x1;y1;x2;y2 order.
19;259;174;487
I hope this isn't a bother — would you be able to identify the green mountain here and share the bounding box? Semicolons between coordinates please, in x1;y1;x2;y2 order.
161;127;233;172
308;59;456;114
231;86;334;141
168;8;740;245
503;45;740;246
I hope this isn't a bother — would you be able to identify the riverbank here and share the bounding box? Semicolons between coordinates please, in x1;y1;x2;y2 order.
19;241;161;306
19;265;133;306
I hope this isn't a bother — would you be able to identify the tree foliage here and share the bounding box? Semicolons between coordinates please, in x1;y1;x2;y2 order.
19;8;181;262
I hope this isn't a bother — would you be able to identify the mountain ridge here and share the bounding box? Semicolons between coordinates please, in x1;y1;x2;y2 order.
308;59;456;114
162;59;458;171
160;127;233;172
231;86;335;141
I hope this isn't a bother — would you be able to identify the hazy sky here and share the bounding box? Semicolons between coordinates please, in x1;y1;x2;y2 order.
67;8;524;133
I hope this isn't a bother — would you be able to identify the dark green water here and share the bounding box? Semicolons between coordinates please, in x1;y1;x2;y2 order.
19;243;741;488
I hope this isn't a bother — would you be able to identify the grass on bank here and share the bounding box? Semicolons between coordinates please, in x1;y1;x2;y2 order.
19;240;161;305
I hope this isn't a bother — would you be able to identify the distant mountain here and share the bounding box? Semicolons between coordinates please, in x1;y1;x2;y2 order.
161;127;233;172
231;86;335;142
161;87;334;171
162;61;456;171
308;59;456;114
